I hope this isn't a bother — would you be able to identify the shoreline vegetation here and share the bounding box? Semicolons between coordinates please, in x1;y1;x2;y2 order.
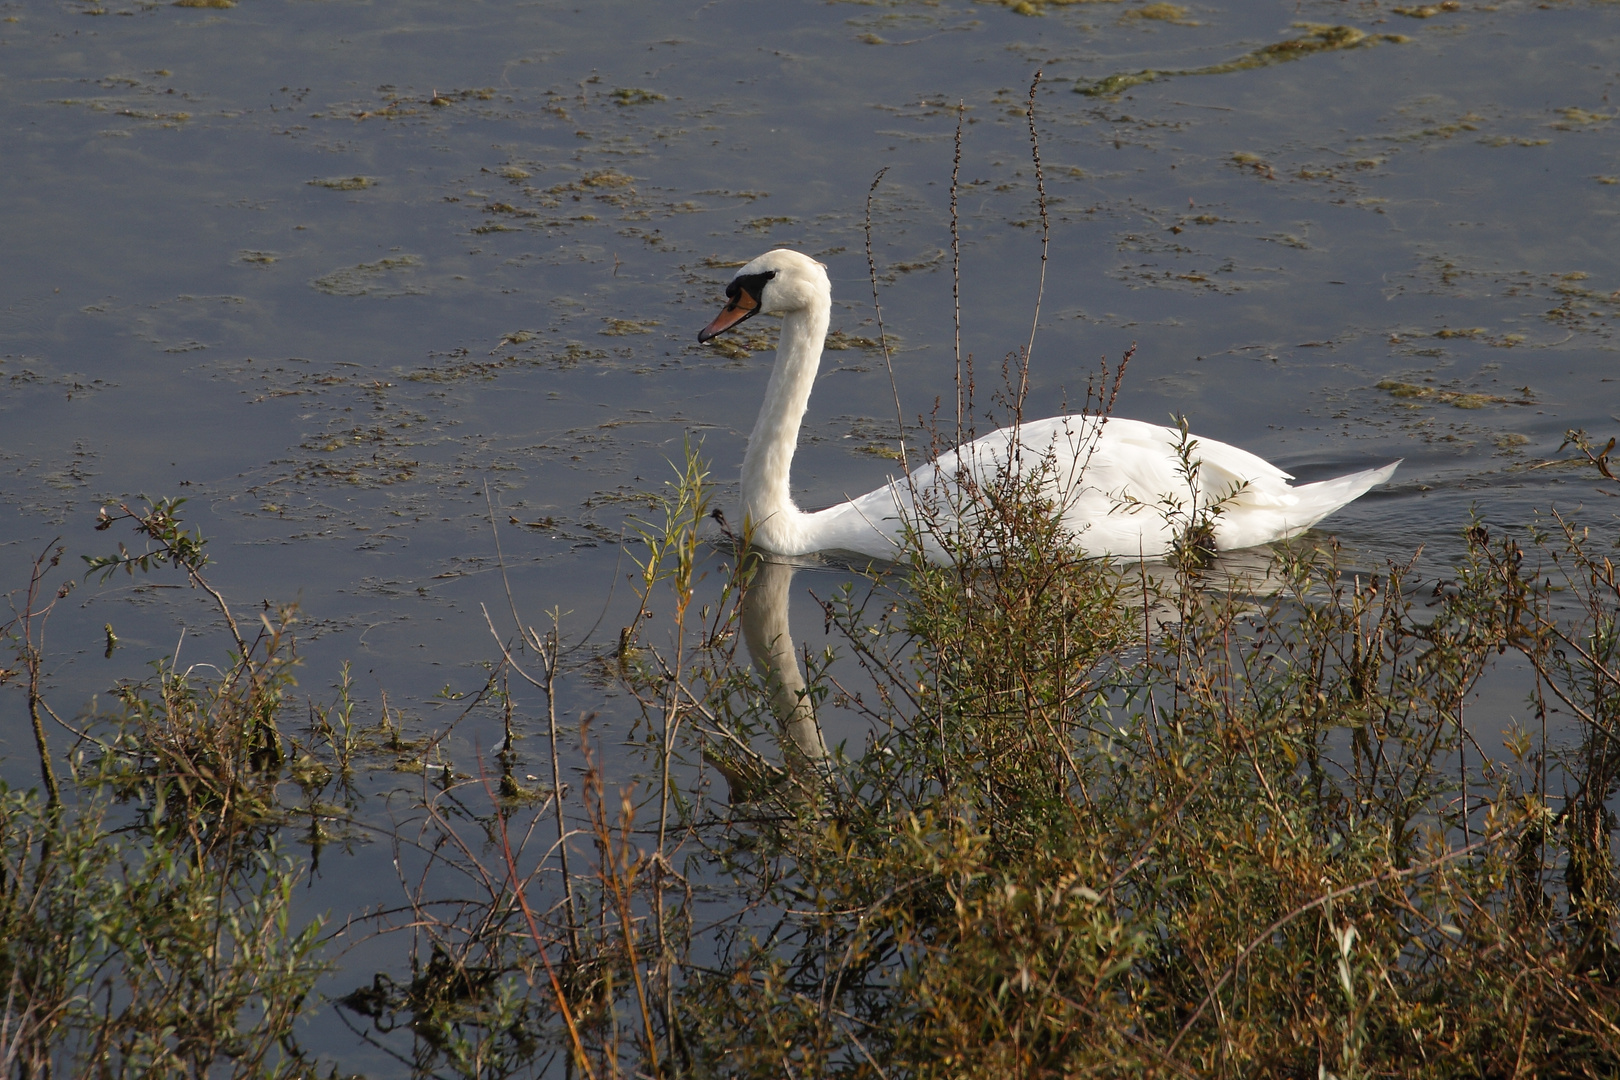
5;423;1620;1077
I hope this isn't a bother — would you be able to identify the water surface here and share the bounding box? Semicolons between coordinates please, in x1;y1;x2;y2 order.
2;0;1618;1067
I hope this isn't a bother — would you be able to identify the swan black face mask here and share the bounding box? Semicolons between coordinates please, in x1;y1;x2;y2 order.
698;270;775;342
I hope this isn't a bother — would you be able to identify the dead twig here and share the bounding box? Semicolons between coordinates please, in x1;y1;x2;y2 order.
865;167;908;473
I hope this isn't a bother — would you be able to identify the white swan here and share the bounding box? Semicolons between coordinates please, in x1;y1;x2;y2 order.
698;248;1397;562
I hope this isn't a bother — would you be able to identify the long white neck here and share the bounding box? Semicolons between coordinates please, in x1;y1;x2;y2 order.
740;299;829;550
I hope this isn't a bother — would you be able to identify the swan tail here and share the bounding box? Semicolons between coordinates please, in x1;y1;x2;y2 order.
1217;460;1399;549
1287;460;1400;521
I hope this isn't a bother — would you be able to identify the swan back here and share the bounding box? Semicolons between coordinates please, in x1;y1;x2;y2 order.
801;417;1397;561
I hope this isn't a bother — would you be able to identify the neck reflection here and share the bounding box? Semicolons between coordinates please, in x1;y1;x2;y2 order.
741;555;827;761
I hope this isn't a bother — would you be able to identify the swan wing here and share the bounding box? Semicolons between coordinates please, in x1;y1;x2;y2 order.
797;417;1395;560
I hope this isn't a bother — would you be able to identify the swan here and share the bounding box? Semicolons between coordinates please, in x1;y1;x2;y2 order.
698;248;1397;562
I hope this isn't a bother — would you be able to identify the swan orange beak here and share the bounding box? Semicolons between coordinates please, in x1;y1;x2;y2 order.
697;290;760;343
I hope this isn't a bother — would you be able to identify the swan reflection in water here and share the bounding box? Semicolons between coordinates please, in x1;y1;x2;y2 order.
729;537;1334;793
731;543;1305;791
740;554;827;761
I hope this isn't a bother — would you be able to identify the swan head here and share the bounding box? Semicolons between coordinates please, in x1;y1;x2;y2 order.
697;249;829;343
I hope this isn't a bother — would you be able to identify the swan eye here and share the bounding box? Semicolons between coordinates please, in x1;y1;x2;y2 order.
726;270;776;305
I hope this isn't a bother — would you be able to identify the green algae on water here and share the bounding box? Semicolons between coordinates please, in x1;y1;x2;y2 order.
1553;107;1612;130
600;318;659;336
1478;134;1551;147
699;326;778;361
1076;24;1387;97
987;0;1120;14
1494;432;1531;452
310;255;424;298
553;342;610;368
309;176;375;191
1122;3;1197;25
823;329;884;352
1376;379;1526;410
1392;1;1459;16
611;88;665;106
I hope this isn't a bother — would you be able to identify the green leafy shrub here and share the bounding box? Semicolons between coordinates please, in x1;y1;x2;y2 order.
0;500;329;1078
